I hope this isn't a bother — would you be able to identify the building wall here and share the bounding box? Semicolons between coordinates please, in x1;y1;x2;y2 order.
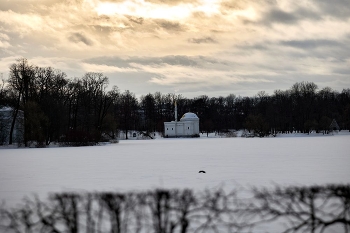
164;122;177;137
164;121;199;137
176;123;184;135
192;121;199;135
0;108;24;145
183;122;192;136
118;130;141;140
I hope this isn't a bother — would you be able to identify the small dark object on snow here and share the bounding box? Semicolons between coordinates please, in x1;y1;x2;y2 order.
198;170;206;173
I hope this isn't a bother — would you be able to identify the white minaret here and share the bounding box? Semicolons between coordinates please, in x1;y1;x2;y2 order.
175;100;178;122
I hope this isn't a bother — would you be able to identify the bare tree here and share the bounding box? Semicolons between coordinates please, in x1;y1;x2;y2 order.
7;58;35;145
118;90;139;139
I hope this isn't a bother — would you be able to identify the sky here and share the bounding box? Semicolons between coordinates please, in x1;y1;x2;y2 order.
0;0;349;98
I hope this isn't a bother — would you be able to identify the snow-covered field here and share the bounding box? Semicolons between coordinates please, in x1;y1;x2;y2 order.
1;132;349;207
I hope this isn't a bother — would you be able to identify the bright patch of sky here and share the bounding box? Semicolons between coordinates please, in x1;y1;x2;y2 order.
95;0;221;19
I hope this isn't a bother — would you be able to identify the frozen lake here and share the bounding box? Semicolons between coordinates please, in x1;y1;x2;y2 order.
1;133;350;206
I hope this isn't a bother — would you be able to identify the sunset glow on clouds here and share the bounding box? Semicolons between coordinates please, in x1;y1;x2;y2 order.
0;0;349;97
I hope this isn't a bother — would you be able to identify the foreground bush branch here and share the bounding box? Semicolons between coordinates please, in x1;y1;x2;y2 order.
0;184;349;233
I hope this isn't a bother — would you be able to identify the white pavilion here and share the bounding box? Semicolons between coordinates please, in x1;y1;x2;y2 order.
164;102;199;138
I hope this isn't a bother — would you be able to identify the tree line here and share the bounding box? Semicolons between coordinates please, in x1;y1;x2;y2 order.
1;184;349;232
0;58;350;146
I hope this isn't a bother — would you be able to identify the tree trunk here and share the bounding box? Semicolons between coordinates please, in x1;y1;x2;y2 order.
9;107;19;145
9;94;21;145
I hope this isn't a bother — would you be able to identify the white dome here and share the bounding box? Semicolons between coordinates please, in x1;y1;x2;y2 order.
180;112;199;121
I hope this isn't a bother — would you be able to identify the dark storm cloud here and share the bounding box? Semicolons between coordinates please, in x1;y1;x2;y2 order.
0;2;24;12
261;7;321;25
84;56;233;70
260;0;350;26
316;0;350;19
68;32;93;46
127;16;144;25
155;19;184;31
84;55;199;67
92;15;112;22
262;8;299;25
280;39;343;50
293;7;322;20
237;38;350;61
188;37;217;44
279;39;350;60
333;67;350;75
156;56;198;66
220;0;245;11
236;41;271;51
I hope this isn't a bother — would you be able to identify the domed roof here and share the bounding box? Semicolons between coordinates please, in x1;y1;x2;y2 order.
180;112;199;121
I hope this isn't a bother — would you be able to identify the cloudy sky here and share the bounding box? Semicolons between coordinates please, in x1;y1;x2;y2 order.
0;0;349;98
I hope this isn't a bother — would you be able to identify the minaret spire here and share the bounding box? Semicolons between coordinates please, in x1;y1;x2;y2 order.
175;100;178;122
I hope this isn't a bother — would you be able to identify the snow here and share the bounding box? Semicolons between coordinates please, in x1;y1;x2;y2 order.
0;133;349;207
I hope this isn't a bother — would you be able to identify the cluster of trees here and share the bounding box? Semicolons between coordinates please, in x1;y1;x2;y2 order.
1;58;350;146
1;184;349;232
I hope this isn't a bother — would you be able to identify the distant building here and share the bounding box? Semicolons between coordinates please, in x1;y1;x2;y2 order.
329;119;340;132
0;107;24;145
164;102;199;137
